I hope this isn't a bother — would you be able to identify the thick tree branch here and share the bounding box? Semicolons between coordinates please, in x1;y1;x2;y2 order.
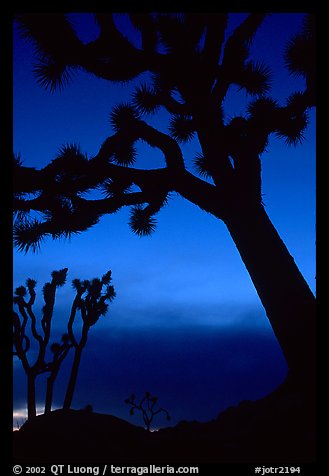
14;116;228;241
202;14;228;69
212;13;267;103
158;93;190;116
173;169;225;219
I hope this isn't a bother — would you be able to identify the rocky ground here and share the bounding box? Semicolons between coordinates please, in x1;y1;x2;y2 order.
13;378;316;465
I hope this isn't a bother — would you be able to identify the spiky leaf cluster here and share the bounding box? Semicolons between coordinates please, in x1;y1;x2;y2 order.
109;103;140;132
55;143;87;163
111;142;137;166
284;14;315;79
72;278;88;294
129;205;157;237
42;191;99;231
102;178;132;198
285;91;309;114
71;271;116;326
132;83;160;115
235;61;272;95
14;286;27;298
101;270;113;285
193;153;212;178
247;97;279;126
33;58;75;93
156;13;206;56
16;13;80;57
275;111;308;146
47;144;90;192
273;92;309;146
16;14;82;93
26;278;37;291
169;115;195;143
13;218;46;253
51;268;68;287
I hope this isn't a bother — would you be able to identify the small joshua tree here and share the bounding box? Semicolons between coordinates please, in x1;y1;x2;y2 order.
63;270;116;410
125;392;171;431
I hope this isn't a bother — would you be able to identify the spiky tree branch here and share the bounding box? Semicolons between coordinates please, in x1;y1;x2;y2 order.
13;89;310;251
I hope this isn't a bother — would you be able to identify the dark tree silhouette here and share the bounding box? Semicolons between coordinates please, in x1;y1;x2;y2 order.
125;392;171;431
44;333;72;414
13;268;68;419
63;270;116;410
13;14;316;394
13;268;115;417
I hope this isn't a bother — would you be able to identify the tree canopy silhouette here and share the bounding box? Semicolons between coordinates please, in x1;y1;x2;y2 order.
13;13;316;393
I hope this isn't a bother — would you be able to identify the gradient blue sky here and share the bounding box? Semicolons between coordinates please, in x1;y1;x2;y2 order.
13;13;315;429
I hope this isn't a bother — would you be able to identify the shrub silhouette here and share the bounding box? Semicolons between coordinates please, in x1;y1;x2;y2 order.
125;391;171;431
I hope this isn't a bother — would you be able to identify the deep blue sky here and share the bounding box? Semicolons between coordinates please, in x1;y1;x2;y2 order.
13;13;315;429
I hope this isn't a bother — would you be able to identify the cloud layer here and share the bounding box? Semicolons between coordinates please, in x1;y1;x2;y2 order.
14;320;287;428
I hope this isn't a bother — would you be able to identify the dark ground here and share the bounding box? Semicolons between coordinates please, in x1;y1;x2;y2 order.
13;377;315;466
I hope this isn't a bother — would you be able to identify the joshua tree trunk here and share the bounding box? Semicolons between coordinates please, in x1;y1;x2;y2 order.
63;323;89;411
174;161;315;393
27;372;37;420
45;377;53;414
223;204;316;392
45;371;58;414
63;348;83;410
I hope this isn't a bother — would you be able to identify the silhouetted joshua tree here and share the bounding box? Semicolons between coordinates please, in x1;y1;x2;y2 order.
63;270;116;410
14;14;316;394
13;268;115;417
13;268;68;419
125;392;171;431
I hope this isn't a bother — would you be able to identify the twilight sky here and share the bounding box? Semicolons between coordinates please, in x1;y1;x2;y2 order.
13;13;316;429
